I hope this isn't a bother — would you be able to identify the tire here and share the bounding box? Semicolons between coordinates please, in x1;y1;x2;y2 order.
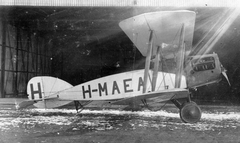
180;102;202;123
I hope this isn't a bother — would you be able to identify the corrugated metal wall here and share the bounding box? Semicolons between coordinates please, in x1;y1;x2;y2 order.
0;15;52;98
0;0;237;7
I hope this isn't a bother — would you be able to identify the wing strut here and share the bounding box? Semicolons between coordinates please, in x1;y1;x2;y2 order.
152;46;161;91
175;24;186;88
143;30;154;93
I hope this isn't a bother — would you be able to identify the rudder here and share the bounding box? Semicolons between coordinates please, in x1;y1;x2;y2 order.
27;76;73;100
27;76;73;108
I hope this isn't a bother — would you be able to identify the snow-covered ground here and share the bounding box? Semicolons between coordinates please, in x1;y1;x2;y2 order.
0;109;240;132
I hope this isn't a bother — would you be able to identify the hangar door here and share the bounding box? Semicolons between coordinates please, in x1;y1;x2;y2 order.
0;15;52;98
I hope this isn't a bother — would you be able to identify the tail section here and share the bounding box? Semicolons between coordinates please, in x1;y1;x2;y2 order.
27;76;73;100
23;76;73;109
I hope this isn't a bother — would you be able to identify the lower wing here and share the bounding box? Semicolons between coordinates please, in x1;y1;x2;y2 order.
111;88;189;105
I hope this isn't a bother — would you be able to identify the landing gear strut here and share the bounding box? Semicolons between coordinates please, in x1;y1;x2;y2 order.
74;100;92;113
74;101;84;113
172;99;202;123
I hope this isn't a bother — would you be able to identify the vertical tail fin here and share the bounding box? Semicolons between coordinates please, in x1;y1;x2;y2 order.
27;76;73;100
25;76;73;109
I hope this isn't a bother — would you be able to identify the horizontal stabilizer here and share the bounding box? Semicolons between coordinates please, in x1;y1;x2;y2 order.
16;100;35;110
16;96;68;109
33;99;73;109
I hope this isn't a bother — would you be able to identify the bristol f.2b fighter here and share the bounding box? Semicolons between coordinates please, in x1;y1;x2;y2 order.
17;10;229;123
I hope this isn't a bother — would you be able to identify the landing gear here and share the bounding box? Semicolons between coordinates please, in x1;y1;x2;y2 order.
180;101;201;123
74;101;84;113
74;100;92;113
171;99;202;123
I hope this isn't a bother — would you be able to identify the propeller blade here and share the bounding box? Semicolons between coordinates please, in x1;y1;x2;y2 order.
222;70;231;86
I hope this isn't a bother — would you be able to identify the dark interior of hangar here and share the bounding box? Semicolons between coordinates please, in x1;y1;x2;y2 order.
1;6;240;104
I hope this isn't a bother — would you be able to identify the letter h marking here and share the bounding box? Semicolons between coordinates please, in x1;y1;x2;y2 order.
30;82;42;99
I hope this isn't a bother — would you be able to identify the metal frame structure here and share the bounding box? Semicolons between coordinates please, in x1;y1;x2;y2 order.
0;10;52;98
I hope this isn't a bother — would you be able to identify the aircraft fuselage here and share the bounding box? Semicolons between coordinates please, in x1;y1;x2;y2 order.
53;70;186;101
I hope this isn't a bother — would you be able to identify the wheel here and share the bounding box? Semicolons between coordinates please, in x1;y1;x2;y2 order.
180;101;201;123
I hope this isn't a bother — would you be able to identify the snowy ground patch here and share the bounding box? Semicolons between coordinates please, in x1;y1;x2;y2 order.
0;109;240;132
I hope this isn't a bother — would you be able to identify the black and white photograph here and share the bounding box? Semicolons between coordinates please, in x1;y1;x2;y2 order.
0;0;240;142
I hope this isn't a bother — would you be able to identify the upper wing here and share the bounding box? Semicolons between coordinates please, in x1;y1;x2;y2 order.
119;10;196;58
111;88;188;105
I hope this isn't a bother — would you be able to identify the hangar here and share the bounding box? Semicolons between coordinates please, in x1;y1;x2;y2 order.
0;1;138;98
0;0;240;104
0;6;53;98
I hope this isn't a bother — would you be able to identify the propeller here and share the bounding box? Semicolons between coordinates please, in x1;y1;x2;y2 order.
221;66;231;86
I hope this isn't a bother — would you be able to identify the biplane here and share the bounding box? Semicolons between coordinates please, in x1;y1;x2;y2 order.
17;10;229;123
